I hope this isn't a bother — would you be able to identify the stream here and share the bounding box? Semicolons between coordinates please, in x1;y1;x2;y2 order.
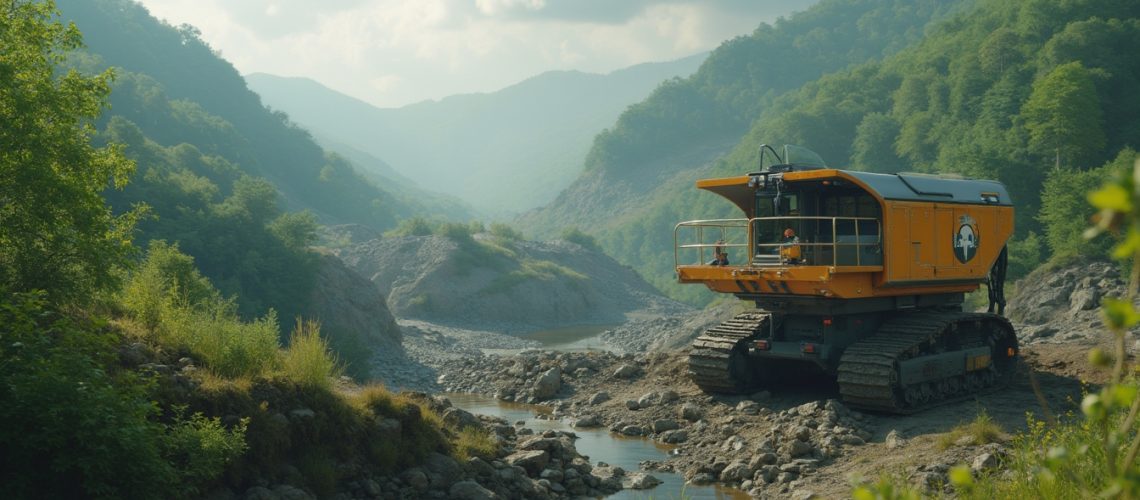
445;393;748;499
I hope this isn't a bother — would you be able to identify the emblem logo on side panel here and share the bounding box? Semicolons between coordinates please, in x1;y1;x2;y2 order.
953;216;979;264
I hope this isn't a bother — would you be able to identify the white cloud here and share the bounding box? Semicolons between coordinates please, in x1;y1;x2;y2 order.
135;0;817;108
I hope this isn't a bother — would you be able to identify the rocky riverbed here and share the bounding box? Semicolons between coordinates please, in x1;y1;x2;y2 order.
355;258;1126;498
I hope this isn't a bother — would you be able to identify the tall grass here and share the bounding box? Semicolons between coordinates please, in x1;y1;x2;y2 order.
158;299;281;378
282;319;343;389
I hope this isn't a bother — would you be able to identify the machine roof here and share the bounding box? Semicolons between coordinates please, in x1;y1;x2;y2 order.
696;169;1013;212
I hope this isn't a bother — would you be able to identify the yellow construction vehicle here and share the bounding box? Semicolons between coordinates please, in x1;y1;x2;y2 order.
675;145;1017;413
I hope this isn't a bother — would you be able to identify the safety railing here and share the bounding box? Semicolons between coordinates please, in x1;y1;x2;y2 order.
675;216;883;268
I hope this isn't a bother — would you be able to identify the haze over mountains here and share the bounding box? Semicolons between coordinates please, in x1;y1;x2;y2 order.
246;55;705;216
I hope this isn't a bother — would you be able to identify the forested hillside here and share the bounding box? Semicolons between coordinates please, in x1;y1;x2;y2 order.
246;55;704;216
51;0;453;328
522;0;1140;305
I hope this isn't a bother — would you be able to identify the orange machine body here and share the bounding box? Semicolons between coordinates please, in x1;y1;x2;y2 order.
675;168;1013;302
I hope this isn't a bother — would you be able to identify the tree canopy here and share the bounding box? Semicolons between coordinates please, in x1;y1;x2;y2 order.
0;0;137;303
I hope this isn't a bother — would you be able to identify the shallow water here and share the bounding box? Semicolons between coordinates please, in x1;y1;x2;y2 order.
520;324;617;350
444;393;748;500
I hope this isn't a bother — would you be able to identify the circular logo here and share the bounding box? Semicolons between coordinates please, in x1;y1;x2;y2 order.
953;224;978;264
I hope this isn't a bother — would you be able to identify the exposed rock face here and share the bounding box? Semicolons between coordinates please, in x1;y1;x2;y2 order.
1007;259;1131;345
335;235;689;332
305;254;402;378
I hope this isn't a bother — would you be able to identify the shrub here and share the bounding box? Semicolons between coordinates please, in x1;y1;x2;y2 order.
282;319;343;389
162;410;248;497
159;302;281;378
386;216;434;237
560;226;601;251
489;222;523;241
454;427;499;462
123;240;220;331
0;293;174;498
937;410;1005;450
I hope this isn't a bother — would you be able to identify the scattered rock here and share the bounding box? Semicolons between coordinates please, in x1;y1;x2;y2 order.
613;364;641;379
680;403;704;422
885;430;906;450
533;366;562;399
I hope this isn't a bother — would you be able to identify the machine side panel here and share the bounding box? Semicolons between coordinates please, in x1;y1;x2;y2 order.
879;201;1012;288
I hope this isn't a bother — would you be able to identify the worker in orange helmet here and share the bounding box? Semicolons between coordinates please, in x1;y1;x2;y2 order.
782;228;799;244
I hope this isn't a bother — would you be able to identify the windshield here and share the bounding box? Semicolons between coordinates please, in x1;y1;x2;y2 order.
782;145;827;168
758;144;828;170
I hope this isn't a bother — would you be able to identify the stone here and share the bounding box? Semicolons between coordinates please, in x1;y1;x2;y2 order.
571;414;602;428
533;367;562;399
792;490;820;500
624;473;663;489
613;364;641;379
1070;287;1100;312
588;391;611;405
400;469;430;491
660;429;689;444
680;403;704;422
972;452;1000;472
688;472;717;485
793;426;812;441
661;390;680;402
736;401;762;415
637;392;660;408
750;453;778;468
621;425;647;436
720;460;752;482
885;430;906;450
465;457;496;477
778;471;799;484
540;468;564;483
795;401;821;416
424;453;462;488
505;450;550;476
625;399;640;410
448;480;497;500
839;434;865;446
787;439;813;457
442;407;480;429
652;419;680;433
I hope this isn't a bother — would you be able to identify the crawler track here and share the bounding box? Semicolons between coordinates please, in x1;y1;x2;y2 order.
687;312;771;393
837;312;1018;413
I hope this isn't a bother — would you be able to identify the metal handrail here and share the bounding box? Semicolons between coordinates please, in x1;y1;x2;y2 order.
675;216;883;268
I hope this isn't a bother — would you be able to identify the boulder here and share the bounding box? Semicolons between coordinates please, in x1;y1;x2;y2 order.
885;429;906;449
972;452;1000;472
680;403;704;422
449;480;498;500
571;414;602;428
652;419;680;433
613;364;641;379
588;391;611;405
719;460;752;482
660;429;689;444
506;450;550;476
624;473;663;490
533;367;562;399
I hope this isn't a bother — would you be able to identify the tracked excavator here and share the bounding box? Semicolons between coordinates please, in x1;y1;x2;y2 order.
675;145;1017;413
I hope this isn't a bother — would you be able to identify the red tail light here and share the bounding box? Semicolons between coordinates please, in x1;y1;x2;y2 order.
754;340;771;350
802;343;817;354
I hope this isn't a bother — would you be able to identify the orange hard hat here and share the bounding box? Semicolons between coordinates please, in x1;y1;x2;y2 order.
783;228;795;238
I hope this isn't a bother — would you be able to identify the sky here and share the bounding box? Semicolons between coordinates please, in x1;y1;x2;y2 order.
134;0;818;108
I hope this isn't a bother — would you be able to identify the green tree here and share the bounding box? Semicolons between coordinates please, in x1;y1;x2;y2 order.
1022;61;1105;169
0;0;137;303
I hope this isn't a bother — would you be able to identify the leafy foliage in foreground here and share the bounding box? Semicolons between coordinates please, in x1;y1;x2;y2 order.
0;0;138;304
0;293;246;499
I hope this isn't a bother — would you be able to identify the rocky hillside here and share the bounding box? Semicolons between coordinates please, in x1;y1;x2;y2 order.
1007;258;1129;346
336;235;690;333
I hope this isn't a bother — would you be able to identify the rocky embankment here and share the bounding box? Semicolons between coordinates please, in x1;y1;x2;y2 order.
343;394;627;499
431;348;1045;498
336;235;690;333
1007;258;1132;346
